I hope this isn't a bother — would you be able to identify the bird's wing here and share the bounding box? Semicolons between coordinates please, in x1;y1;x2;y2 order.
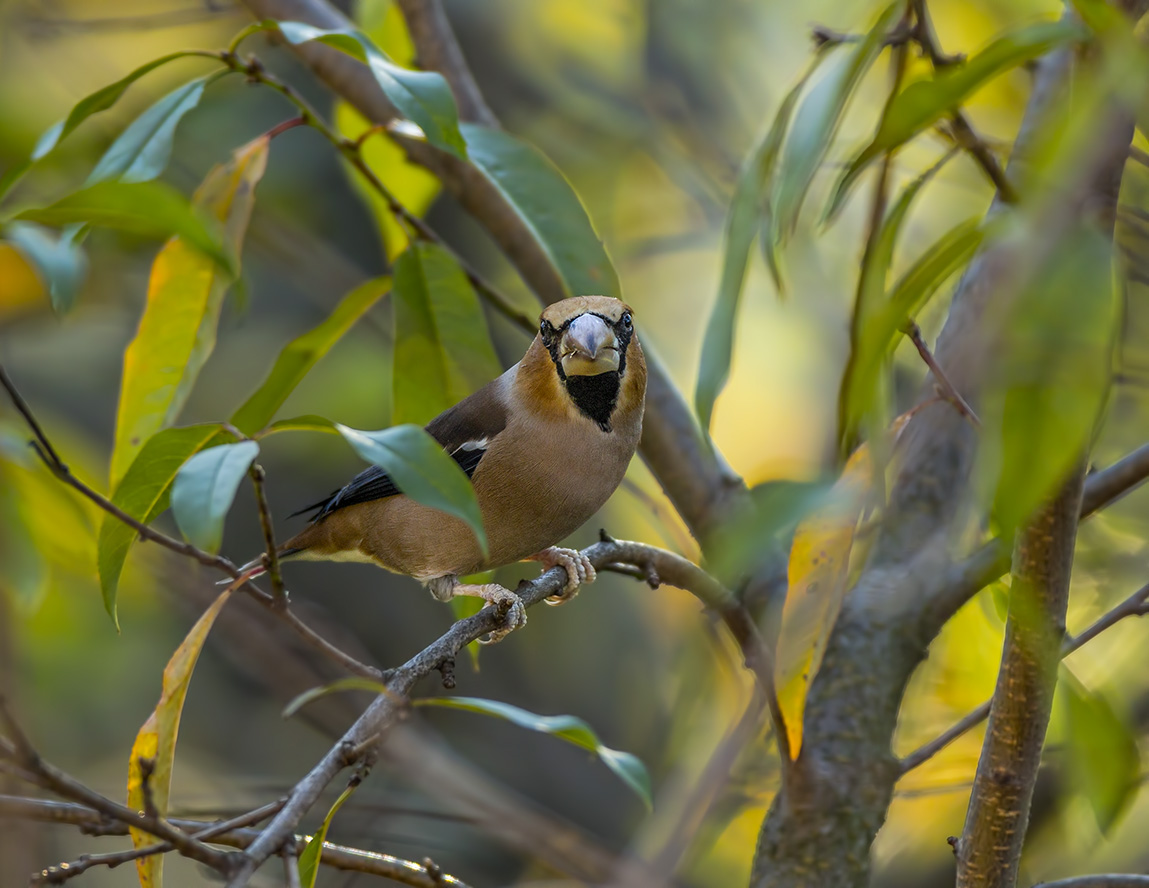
291;372;512;521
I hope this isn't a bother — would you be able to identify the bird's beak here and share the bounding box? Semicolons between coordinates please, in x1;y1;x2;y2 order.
559;314;620;377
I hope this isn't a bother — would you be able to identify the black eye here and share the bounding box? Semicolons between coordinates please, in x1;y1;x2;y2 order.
620;311;632;329
540;319;553;339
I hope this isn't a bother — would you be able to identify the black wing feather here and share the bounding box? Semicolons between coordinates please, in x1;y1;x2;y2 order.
289;374;509;523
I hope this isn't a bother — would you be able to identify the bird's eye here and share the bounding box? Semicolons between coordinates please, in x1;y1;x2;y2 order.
539;320;553;339
620;311;632;329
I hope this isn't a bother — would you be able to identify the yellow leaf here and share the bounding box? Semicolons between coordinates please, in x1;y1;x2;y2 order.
109;136;269;487
0;243;46;319
335;1;440;259
127;587;233;888
775;411;916;759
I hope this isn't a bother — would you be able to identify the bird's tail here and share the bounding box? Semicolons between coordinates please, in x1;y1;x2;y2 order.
217;547;305;585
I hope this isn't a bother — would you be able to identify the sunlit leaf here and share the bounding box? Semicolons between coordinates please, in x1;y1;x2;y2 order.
336;424;487;556
298;781;358;888
170;441;260;554
87;76;216;185
335;0;440;260
1061;666;1140;835
461;123;619;299
231;277;389;435
830;20;1083;215
127;588;233;888
392;242;502;425
109;136;268;486
270;20;466;158
984;227;1116;536
417;696;652;809
775;438;875;759
13;181;230;272
98;425;222;626
257;415;339;437
695;54;827;432
771;2;900;241
2;222;87;314
837;152;957;451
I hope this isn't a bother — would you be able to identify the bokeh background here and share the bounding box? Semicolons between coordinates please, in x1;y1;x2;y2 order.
2;0;1149;885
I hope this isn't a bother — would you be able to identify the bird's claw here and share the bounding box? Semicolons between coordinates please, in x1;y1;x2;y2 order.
472;583;527;645
531;547;596;606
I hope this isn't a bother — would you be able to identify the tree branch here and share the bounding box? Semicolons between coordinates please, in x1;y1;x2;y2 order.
0;795;473;887
955;471;1086;887
1033;878;1149;888
224;538;756;884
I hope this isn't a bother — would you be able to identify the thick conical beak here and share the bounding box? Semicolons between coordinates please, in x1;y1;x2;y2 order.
559;314;620;376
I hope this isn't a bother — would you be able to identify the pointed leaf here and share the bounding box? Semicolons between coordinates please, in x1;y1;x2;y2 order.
13;181;230;272
461;123;618;298
392;242;502;425
231;277;389;435
831;20;1083;214
334;1;440;260
298;781;358;888
170;441;260;554
771;2;900;242
695;56;826;432
775;441;874;759
99;425;223;625
985;227;1116;535
86;76;212;185
127;588;232;888
1061;667;1140;835
417;696;652;809
282;676;402;718
272;21;466;158
258;415;339;437
109;136;268;486
3;222;87;314
837;152;956;450
335;423;487;556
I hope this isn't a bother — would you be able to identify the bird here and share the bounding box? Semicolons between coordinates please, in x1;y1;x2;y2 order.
250;295;646;643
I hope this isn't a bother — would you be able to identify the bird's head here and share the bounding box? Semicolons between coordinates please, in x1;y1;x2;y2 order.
529;296;645;431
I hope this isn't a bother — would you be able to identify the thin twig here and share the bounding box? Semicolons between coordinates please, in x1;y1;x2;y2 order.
33;800;285;884
0;363;382;681
944;114;1018;203
0;700;235;874
903;321;981;426
900;580;1149;773
249;463;286;605
1;795;473;887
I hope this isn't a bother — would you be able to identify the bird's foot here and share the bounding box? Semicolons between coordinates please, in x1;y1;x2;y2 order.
447;581;527;644
529;547;596;605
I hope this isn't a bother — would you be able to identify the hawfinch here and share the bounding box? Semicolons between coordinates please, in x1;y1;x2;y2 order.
269;295;646;642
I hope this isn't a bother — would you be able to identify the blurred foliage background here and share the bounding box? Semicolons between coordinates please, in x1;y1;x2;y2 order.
1;0;1149;885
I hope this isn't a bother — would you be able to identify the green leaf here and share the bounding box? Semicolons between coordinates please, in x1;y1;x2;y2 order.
771;2;900;241
98;425;223;625
170;441;260;554
1061;667;1140;835
127;588;233;888
231;277;389;435
984;227;1116;536
282;676;402;718
272;20;466;159
694;57;825;432
298;781;358;888
86;76;213;185
3;222;87;314
417;696;652;809
335;424;487;557
837;152;956;450
109;137;268;486
392;242;502;425
13;181;230;272
830;19;1083;215
461;123;619;298
257;415;339;437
